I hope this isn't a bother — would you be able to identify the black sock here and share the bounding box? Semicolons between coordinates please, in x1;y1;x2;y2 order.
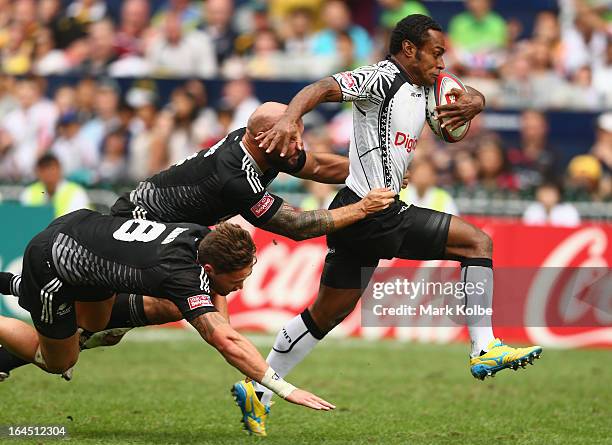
105;293;149;329
0;272;18;296
0;346;28;373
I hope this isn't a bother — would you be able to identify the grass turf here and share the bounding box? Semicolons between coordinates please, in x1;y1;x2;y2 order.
2;329;611;445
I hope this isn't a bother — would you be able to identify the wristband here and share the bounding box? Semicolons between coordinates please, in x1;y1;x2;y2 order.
261;367;297;399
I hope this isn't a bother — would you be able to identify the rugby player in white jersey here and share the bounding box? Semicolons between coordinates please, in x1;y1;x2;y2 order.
231;14;543;436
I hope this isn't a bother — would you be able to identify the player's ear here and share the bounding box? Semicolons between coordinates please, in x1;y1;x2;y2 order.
403;39;417;58
203;264;214;275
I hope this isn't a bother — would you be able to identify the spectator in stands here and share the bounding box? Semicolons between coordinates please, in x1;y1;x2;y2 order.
245;28;285;79
79;79;120;154
400;157;459;215
153;0;200;32
559;65;603;110
39;0;87;49
453;150;481;195
115;0;151;58
282;7;316;57
150;87;208;169
378;0;430;31
199;0;239;66
222;78;261;131
97;128;130;184
523;182;581;227
184;79;222;147
146;11;217;78
1;20;34;75
566;153;607;201
66;0;107;25
13;0;38;42
560;9;607;75
32;26;70;75
300;181;337;210
126;85;158;181
592;112;612;177
53;85;77;119
476;136;518;193
311;0;373;63
0;76;57;181
593;37;612;107
0;74;17;121
448;0;508;71
507;110;558;193
50;111;97;180
74;77;96;123
20;153;90;217
76;18;119;75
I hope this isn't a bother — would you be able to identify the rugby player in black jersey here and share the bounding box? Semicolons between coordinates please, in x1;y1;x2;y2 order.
0;102;395;383
0;210;335;411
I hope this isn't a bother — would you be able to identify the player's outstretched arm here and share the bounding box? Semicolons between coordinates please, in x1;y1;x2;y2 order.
261;188;395;241
293;152;349;184
256;77;342;156
190;312;335;410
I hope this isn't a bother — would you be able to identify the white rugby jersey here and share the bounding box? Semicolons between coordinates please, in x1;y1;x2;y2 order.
332;58;426;197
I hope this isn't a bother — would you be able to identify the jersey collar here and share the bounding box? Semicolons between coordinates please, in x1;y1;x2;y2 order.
239;141;264;176
386;55;420;89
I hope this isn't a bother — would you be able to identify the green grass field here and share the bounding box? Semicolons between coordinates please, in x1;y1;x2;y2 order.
2;328;611;445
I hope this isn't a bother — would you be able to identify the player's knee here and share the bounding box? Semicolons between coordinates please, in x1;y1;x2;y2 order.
79;317;108;333
474;230;493;258
45;356;77;374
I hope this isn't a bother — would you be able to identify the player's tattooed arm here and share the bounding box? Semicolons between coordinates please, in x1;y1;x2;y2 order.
190;311;269;381
261;188;396;241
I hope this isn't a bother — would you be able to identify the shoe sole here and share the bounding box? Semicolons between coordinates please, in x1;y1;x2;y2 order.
471;348;543;380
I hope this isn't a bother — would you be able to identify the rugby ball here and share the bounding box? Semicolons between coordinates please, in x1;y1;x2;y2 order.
425;72;470;143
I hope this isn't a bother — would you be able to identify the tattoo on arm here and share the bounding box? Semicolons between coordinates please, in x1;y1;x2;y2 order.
190;311;227;341
261;203;335;241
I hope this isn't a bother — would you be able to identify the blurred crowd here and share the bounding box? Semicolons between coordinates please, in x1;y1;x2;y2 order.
0;0;611;222
0;0;611;107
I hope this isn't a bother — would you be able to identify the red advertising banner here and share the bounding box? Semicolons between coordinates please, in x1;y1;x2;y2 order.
221;219;612;349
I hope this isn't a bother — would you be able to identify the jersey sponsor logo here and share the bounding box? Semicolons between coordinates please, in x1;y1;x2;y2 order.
394;131;418;153
56;302;72;316
250;192;275;218
187;294;213;310
340;71;356;88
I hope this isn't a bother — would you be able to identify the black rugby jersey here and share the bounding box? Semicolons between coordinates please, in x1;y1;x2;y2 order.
48;209;216;321
111;127;306;226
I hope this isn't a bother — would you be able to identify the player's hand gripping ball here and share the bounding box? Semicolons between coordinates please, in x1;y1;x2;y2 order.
425;72;471;143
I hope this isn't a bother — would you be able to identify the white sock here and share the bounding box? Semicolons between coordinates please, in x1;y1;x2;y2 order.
254;311;323;405
461;262;495;357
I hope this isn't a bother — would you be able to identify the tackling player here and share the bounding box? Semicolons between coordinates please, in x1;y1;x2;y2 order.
0;101;395;380
235;14;543;435
0;209;335;411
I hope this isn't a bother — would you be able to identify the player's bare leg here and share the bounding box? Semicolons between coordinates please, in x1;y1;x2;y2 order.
0;315;79;374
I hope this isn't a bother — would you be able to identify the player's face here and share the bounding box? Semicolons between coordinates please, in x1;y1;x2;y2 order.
207;263;254;296
413;30;446;87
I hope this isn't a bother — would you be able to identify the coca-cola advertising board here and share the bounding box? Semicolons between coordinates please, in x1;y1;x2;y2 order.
225;219;612;349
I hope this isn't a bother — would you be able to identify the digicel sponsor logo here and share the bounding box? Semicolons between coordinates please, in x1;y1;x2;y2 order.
394;132;418;153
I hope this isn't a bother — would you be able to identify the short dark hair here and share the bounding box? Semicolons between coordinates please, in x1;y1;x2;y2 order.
389;14;442;54
36;153;60;169
198;222;256;274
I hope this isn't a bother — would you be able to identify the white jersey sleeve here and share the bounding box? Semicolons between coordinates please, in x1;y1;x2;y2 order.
332;64;392;104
